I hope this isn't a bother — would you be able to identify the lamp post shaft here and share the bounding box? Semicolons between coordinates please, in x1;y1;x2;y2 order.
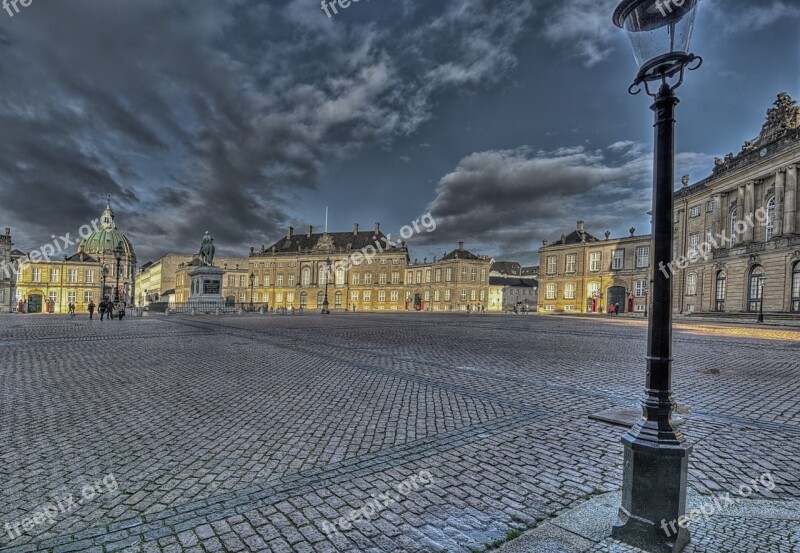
612;84;692;553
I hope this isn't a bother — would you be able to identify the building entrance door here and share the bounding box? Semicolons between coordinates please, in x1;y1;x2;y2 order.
608;286;627;313
29;294;43;313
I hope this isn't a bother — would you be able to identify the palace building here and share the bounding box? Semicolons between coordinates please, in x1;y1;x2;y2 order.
247;224;409;312
538;221;652;314
671;92;800;316
13;202;137;313
405;242;493;312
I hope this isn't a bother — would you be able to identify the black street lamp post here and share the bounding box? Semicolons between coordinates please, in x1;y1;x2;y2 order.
321;258;332;314
249;272;256;311
758;274;767;323
113;241;124;304
101;264;110;301
612;2;701;552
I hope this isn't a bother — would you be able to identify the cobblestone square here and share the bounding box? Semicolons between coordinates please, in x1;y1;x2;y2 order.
1;313;799;552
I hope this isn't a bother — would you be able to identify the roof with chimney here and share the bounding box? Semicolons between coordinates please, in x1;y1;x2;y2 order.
440;243;484;261
253;224;407;256
491;261;522;276
547;221;599;247
489;276;538;288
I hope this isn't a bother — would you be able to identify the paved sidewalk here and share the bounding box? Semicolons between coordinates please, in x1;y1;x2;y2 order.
0;314;798;552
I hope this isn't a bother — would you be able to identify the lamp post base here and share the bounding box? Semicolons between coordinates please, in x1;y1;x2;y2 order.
321;300;330;315
612;416;692;553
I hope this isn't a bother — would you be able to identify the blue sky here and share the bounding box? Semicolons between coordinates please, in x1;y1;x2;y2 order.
0;0;798;265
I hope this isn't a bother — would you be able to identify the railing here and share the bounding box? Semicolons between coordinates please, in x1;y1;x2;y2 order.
155;302;304;315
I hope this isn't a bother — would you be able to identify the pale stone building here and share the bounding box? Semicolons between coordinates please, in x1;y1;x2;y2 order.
136;254;195;306
672;92;800;315
405;242;493;312
538;221;652;314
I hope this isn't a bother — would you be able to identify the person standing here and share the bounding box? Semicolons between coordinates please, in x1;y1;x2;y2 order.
99;299;107;321
88;301;95;320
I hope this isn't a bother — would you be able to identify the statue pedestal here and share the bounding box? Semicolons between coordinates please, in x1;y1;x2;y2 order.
188;266;225;309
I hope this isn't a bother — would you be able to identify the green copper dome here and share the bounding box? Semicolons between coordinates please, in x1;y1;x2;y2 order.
77;202;136;259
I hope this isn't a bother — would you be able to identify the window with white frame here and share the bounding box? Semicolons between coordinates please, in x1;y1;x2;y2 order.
460;289;467;301
379;272;387;285
689;233;700;251
766;196;776;241
730;208;738;247
378;291;386;302
445;289;451;301
84;291;93;304
707;200;715;213
689;205;701;218
547;256;557;275
32;268;41;282
565;253;577;274
68;291;76;303
589;252;601;272
635;279;647;297
612;250;624;270
546;283;556;300
635;246;650;268
686;273;697;296
564;283;576;299
84;269;94;283
68;269;78;283
50;269;59;282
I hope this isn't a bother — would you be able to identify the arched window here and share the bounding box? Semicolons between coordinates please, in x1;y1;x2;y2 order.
747;265;765;313
318;265;328;286
765;196;776;241
729;207;738;247
335;267;345;287
317;291;325;306
300;291;307;308
334;291;342;308
715;271;726;312
301;267;311;288
792;262;800;313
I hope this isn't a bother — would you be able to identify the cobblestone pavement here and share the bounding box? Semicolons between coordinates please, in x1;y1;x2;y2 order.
0;313;798;552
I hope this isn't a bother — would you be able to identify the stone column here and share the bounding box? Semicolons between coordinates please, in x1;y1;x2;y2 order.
744;181;755;242
786;165;798;235
737;185;745;244
775;169;786;237
712;194;722;237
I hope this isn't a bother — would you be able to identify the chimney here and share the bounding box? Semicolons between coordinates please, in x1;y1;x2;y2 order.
458;241;464;251
353;223;359;235
577;220;584;232
307;225;313;237
374;222;380;233
4;228;9;236
287;226;294;240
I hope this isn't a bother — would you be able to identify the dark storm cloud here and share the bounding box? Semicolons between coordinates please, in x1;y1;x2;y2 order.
413;144;712;254
0;0;535;261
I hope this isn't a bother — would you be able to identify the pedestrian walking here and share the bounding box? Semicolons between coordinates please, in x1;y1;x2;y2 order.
88;301;95;320
99;299;107;321
608;303;616;316
615;302;621;316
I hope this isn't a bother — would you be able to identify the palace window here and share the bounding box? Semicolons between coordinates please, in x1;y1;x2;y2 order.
49;291;58;305
300;292;308;308
686;273;697;296
766;196;776;241
302;267;311;287
635;279;647;298
434;290;440;301
68;291;76;303
365;273;373;285
68;269;78;283
352;273;360;286
547;256;557;275
334;291;342;307
461;267;467;282
566;253;577;274
435;269;442;283
289;274;297;286
689;205;701;218
379;272;387;285
791;263;800;313
612;250;624;270
416;270;422;284
277;275;284;286
316;291;324;305
460;290;467;301
471;267;477;282
336;268;345;286
689;233;700;251
264;275;270;287
391;291;399;302
546;284;556;300
730;208;738;247
351;291;358;303
445;290;451;301
635;246;650;268
286;292;294;303
715;271;726;311
589;252;601;272
84;291;93;304
393;272;401;285
446;268;453;282
707;200;715;213
84;270;94;283
239;275;247;287
228;275;235;287
747;265;765;313
564;283;575;300
378;291;386;302
470;289;476;301
50;269;59;282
